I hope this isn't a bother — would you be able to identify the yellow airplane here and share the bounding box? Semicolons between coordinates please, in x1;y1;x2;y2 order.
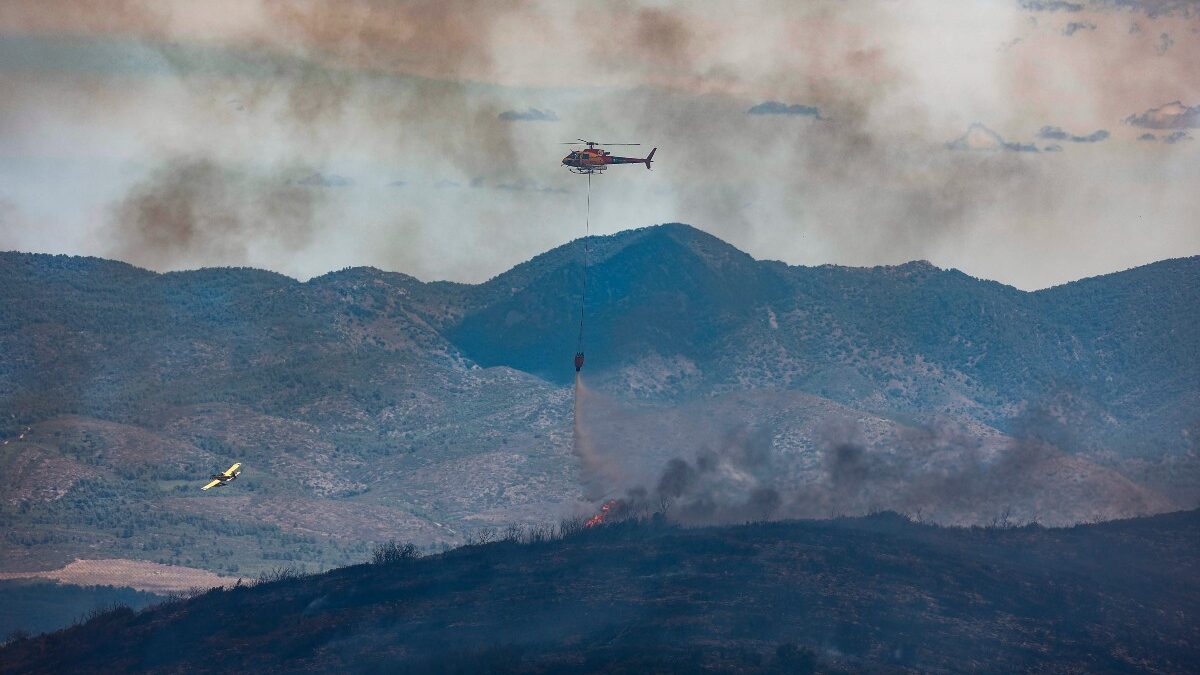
201;463;242;491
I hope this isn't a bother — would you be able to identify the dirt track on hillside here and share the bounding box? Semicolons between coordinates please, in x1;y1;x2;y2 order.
0;558;236;594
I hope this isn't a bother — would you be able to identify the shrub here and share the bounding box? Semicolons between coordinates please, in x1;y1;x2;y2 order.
255;564;301;584
557;516;587;539
3;628;31;646
524;524;553;544
371;540;419;565
78;602;135;626
502;524;524;543
465;528;497;546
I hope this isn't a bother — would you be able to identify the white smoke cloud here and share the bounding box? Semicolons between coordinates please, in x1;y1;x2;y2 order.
0;0;1197;289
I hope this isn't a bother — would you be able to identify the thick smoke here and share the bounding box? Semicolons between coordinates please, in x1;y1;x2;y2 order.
6;0;1200;287
107;158;322;270
652;425;784;524
576;397;1168;527
803;421;1064;523
81;0;543;276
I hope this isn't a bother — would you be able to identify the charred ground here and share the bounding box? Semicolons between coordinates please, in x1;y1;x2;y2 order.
3;510;1197;674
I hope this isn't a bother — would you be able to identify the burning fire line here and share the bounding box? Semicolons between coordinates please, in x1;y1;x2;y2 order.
585;500;617;528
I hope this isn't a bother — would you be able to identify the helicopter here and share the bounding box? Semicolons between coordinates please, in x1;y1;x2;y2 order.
562;139;656;174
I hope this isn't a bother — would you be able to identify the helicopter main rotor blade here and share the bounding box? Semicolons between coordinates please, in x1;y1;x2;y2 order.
561;139;642;145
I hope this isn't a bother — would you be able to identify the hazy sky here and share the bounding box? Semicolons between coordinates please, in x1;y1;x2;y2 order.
1;0;1197;289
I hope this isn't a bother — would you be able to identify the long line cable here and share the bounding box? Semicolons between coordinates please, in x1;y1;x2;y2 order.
577;171;591;354
572;172;591;501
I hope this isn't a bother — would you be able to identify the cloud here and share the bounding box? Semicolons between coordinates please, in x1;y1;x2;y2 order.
1036;126;1110;142
1076;129;1110;142
1125;101;1200;129
1063;21;1097;35
1019;0;1084;11
1043;144;1064;151
295;172;353;187
747;101;823;118
497;108;558;122
1037;126;1075;141
1156;32;1175;54
1095;0;1200;17
1134;130;1192;143
945;124;1040;152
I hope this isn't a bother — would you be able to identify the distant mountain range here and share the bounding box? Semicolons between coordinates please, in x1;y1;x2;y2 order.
1;224;1197;578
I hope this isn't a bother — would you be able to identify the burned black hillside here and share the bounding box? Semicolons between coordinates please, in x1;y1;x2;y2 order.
3;510;1198;674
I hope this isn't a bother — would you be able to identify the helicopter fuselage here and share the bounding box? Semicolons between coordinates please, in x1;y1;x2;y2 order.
562;147;655;173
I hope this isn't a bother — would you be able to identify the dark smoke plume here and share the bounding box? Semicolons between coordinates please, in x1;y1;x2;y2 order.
89;0;541;275
647;425;785;525
107;158;321;270
578;405;1169;528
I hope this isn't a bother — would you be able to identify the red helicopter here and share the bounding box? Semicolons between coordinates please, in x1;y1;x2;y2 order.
562;139;656;174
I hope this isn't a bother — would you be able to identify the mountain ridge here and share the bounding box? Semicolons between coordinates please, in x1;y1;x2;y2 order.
1;223;1197;580
18;220;1200;288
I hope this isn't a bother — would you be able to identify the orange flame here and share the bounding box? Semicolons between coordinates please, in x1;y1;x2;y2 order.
584;500;617;528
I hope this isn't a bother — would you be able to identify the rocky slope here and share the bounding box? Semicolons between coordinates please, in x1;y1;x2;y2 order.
1;224;1196;577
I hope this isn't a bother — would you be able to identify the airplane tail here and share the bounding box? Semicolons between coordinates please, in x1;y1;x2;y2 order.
645;147;656;169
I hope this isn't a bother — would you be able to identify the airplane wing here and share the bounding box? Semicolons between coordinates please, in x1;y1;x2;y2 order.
222;463;241;477
201;479;222;491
